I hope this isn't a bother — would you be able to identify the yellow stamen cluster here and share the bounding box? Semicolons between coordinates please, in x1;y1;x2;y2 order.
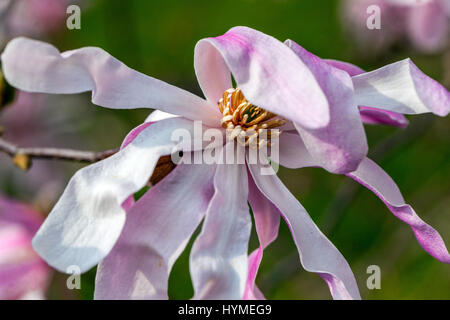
218;88;286;148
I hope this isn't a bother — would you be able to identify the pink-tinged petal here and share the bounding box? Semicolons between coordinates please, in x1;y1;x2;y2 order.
94;162;215;299
324;59;364;77
244;176;280;300
197;26;329;129
0;256;49;300
325;59;409;128
120;122;153;149
1;37;221;126
352;58;450;117
359;106;409;128
407;1;448;53
190;144;251;299
346;158;450;264
0;196;43;234
145;110;178;123
32;117;203;273
247;162;361;300
194;40;233;104
278;132;316;169
0;197;49;300
285;40;367;174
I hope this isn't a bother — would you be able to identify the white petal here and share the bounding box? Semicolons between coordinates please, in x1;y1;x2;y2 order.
194;40;232;103
352;58;450;116
247;162;361;300
277;132;316;169
94;162;215;299
195;27;330;129
145;110;178;123
190;144;251;299
1;37;222;126
32;117;201;273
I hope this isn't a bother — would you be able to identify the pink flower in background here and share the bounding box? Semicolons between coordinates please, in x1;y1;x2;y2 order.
0;0;68;44
0;195;50;299
1;26;449;300
341;0;450;54
0;89;91;210
0;0;87;207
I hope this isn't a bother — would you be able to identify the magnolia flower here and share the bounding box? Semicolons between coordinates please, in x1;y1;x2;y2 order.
1;26;449;300
0;91;78;203
0;195;50;299
0;0;69;46
341;0;450;54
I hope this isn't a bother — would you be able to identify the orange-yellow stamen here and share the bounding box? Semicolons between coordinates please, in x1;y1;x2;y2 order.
218;88;286;148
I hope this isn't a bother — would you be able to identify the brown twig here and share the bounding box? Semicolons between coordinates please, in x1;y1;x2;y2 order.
0;136;177;185
0;136;119;169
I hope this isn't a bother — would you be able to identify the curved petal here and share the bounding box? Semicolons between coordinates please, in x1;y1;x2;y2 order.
285;40;367;174
324;59;364;77
32;117;202;273
247;162;361;300
325;59;408;128
346;158;450;264
407;1;448;53
352;58;450;117
94;162;215;299
244;175;280;300
190;144;251;299
1;37;221;126
194;41;232;104
196;26;329;129
145;110;178;123
359;106;409;128
278;132;316;169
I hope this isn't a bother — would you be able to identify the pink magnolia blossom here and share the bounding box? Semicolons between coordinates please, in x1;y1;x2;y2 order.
1;26;449;300
0;0;68;44
0;195;50;299
341;0;450;54
0;91;73;202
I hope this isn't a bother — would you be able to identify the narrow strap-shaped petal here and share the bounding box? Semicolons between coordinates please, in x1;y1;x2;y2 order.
325;59;408;128
194;40;232;104
346;158;450;263
32;117;202;273
352;58;450;117
244;175;280;300
1;37;221;126
324;59;364;77
247;162;361;300
359;106;408;128
145;110;178;123
285;40;367;173
195;26;329;129
190;144;251;299
94;162;215;299
277;132;316;169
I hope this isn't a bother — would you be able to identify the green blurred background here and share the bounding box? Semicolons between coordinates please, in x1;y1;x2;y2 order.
2;0;450;299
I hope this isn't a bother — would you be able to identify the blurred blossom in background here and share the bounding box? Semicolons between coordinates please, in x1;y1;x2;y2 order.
0;0;448;300
341;0;449;54
0;0;91;208
0;195;50;299
0;0;85;46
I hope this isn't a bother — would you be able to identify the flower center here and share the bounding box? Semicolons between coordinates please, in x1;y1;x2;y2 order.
218;88;286;148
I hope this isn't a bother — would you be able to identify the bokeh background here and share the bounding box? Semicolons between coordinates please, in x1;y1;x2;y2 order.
0;0;449;299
